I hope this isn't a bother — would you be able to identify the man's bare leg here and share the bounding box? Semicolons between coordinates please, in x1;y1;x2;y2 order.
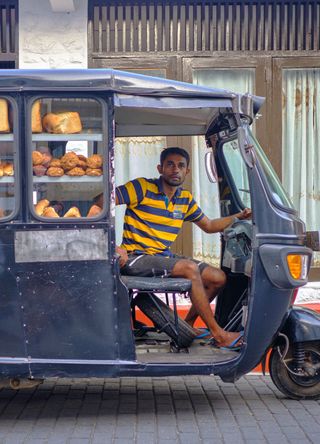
171;259;240;347
184;266;226;327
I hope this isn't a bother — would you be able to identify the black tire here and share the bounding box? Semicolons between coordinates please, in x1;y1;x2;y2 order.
269;342;320;400
134;292;197;348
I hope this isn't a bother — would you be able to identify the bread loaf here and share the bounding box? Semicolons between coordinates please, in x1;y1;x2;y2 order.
87;205;102;217
0;99;10;133
42;112;82;134
35;199;50;216
42;207;59;218
3;163;14;176
63;207;81;218
31;100;42;133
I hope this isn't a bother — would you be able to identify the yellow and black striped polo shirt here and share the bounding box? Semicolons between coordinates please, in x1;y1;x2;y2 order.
116;177;204;256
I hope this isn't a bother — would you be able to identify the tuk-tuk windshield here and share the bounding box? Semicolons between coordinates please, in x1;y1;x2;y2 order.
247;129;294;210
222;139;251;209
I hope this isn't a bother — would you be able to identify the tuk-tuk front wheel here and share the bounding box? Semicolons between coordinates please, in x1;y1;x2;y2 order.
269;341;320;400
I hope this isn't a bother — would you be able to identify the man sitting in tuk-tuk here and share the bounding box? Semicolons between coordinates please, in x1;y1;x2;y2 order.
114;147;251;349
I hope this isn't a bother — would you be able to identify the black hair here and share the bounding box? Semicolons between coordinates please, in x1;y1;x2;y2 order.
160;147;190;166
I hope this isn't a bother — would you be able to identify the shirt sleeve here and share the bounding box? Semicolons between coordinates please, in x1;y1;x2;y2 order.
116;178;147;207
184;196;205;222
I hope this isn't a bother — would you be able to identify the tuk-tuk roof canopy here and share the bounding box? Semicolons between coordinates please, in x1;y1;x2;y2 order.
0;69;264;137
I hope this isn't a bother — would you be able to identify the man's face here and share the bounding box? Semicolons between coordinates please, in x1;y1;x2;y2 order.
157;154;190;187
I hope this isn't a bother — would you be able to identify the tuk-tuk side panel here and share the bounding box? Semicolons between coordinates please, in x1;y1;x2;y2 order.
115;276;136;361
0;231;27;357
17;261;123;361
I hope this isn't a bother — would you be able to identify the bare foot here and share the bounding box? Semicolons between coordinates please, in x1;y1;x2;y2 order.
193;327;211;339
213;330;243;348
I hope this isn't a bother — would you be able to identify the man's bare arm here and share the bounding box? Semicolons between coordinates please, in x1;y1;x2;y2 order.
195;208;251;234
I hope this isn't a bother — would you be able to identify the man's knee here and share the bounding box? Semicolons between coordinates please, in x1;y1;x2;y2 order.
172;259;201;280
202;266;227;289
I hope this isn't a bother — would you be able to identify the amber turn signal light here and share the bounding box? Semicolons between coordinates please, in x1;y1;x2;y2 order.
286;254;309;280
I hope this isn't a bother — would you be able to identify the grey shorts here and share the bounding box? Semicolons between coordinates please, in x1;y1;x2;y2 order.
121;254;209;278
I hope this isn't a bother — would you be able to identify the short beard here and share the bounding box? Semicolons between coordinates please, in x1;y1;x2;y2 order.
162;176;184;187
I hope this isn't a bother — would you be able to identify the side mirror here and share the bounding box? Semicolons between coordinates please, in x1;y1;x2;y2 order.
204;151;218;183
306;231;320;251
237;126;255;169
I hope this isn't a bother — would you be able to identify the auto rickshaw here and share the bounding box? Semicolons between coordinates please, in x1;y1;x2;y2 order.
0;69;319;399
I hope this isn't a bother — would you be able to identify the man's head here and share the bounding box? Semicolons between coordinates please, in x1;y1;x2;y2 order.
158;147;190;188
160;147;190;167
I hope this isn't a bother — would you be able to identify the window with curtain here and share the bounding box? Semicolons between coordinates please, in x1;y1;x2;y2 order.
192;68;255;266
115;136;166;244
114;68;166;245
282;68;320;265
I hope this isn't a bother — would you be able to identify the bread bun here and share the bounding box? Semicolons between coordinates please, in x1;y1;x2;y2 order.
32;151;44;166
42;206;59;218
87;154;103;169
46;167;64;177
0;208;4;218
63;207;81;218
77;159;87;170
33;165;47;177
0;165;3;177
0;99;10;133
66;167;85;176
35;199;50;216
3;163;14;176
41;153;52;168
31;100;42;133
49;158;62;168
60;152;79;171
86;168;102;177
42;112;82;134
87;205;102;217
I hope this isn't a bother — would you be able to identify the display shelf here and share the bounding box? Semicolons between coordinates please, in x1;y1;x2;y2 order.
32;132;103;142
33;176;102;183
0;177;14;183
0;134;13;141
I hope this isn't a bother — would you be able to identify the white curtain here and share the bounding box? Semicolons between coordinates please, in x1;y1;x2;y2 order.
114;137;166;244
192;69;255;265
282;69;320;265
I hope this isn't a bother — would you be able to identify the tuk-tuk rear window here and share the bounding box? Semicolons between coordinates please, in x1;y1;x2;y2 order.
29;97;105;220
0;97;15;220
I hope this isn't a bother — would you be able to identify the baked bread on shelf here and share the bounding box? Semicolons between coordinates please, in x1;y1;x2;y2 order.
35;199;50;216
31;100;43;133
86;168;102;176
66;167;86;176
42;206;59;218
63;207;81;218
60;152;79;171
87;204;102;217
42;111;82;134
2;163;14;176
46;167;64;177
32;151;44;166
87;154;103;169
33;165;47;177
0;99;10;133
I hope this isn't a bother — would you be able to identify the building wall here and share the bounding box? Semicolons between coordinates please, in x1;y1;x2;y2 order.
19;0;88;69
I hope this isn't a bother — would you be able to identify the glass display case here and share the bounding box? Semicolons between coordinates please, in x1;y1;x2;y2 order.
30;97;105;220
0;97;15;220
